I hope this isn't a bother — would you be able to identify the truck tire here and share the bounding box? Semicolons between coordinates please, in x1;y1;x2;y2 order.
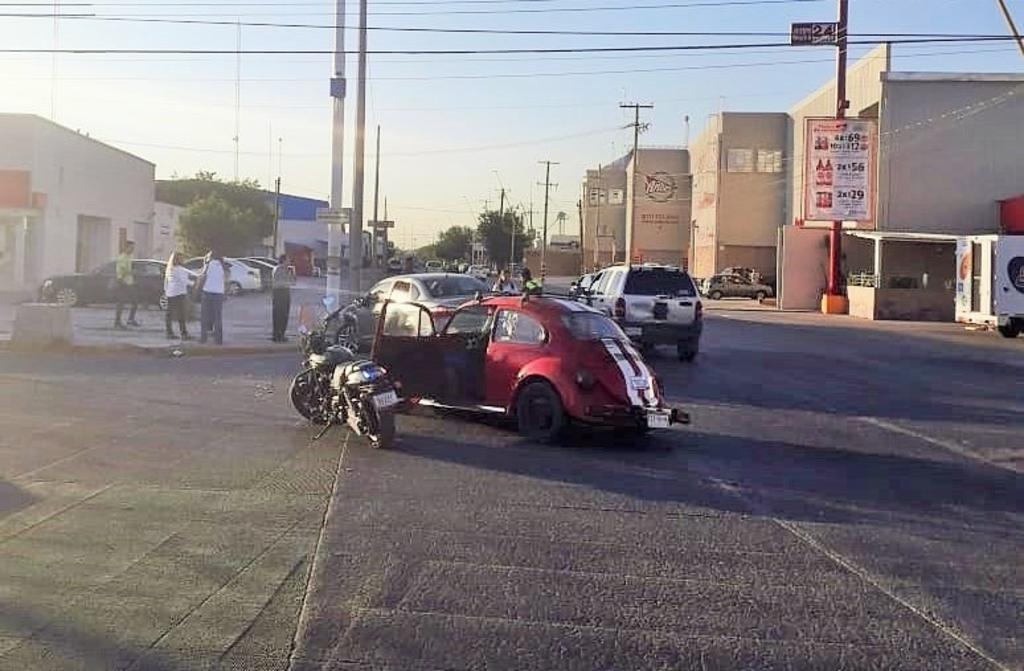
997;319;1021;339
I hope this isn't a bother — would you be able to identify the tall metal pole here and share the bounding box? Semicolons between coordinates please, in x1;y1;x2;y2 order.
349;0;368;294
233;20;241;182
538;161;558;281
326;0;346;301
272;177;281;256
995;0;1024;57
620;102;653;263
372;124;381;268
827;0;849;299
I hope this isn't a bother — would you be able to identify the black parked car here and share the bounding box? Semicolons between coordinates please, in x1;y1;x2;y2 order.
39;259;173;308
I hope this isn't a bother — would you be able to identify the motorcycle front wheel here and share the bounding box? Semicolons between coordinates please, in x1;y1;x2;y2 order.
290;369;328;425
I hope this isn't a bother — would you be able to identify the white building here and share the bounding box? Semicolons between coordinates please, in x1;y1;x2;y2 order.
0;114;155;294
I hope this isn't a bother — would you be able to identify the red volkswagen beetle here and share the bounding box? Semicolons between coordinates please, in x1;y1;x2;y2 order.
371;295;688;441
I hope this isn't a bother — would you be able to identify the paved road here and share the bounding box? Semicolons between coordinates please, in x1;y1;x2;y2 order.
1;309;1021;670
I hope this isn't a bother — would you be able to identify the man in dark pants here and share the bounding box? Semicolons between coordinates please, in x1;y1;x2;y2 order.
114;241;140;329
271;254;295;342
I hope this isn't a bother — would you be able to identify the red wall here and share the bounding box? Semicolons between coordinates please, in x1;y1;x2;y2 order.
0;170;31;208
1000;195;1024;234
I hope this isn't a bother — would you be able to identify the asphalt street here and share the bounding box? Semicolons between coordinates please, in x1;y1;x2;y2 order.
1;307;1021;670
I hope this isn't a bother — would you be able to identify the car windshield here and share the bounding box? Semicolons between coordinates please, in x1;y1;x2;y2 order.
562;313;628;341
422;275;487;298
624;268;697;297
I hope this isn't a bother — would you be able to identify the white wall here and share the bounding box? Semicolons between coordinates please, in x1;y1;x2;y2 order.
152;201;182;260
878;75;1024;235
0;115;155;282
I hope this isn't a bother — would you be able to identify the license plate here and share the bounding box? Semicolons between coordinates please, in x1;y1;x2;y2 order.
631;377;649;390
646;411;670;429
372;390;399;409
624;326;642;337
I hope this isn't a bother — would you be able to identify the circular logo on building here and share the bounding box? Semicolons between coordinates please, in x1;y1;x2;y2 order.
1008;256;1024;294
644;172;676;203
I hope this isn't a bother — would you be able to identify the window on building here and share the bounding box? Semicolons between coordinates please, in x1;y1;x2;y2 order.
608;189;624;205
588;188;605;206
757;149;783;173
726;149;754;173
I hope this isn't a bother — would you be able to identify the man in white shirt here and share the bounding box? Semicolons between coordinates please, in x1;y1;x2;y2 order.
199;252;228;345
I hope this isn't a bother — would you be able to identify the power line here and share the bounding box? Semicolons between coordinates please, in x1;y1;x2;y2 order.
1;36;1020;55
7;12;1016;40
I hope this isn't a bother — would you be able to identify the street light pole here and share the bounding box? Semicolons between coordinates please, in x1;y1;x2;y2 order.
349;0;368;294
326;0;346;301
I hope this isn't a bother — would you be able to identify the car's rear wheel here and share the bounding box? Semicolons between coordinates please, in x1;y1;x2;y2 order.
755;290;767;303
709;290;723;300
997;319;1021;339
227;281;243;296
55;287;79;307
516;380;566;443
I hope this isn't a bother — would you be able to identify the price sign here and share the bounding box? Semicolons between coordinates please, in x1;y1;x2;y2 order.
791;22;839;46
803;118;877;223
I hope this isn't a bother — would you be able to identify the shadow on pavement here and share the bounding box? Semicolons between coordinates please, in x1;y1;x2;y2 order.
394;417;1024;530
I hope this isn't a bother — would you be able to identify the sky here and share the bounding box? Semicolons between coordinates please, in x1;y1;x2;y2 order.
1;0;1022;249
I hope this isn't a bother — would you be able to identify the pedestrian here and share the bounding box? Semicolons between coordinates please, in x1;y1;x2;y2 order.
163;251;191;340
197;250;228;345
520;266;542;296
114;241;140;330
492;269;517;294
271;254;295;342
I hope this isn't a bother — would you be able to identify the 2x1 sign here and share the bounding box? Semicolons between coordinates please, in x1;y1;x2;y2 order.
791;22;838;46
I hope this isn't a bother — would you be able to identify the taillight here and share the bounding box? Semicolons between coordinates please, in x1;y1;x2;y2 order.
614;297;626;320
695;301;703;322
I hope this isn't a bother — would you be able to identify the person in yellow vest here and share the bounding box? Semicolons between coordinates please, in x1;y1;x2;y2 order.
114;241;140;330
520;266;542;296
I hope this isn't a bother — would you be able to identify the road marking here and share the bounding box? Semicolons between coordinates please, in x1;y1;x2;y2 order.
705;477;1012;671
858;416;1016;473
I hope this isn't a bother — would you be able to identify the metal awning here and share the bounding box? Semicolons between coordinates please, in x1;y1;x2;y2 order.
845;230;958;244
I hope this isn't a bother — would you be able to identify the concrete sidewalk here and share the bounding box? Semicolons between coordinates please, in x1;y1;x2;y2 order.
0;277;362;354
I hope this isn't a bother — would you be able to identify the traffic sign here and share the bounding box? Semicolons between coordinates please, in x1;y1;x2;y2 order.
369;219;395;229
791;22;838;46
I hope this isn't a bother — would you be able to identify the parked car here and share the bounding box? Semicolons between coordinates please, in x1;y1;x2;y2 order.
569;273;595;299
386;257;404;273
39;259;174;308
702;273;774;301
425;259;444;272
182;257;262;295
372;295;688;441
467;264;491;282
236;257;276;291
330;273;490;351
576;263;702;362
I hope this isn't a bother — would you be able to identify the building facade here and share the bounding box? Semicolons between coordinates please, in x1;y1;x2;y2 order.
0;114;155;294
690;112;788;280
580;157;628;270
625;148;692;267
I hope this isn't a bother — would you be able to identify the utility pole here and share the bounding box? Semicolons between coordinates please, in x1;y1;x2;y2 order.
349;0;368;293
826;0;849;304
576;198;584;275
233;20;241;182
326;0;346;301
371;124;381;268
273;176;281;255
995;0;1024;57
620;102;653;262
537;160;558;282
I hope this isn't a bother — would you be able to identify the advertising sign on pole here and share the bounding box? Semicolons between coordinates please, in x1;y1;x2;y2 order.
803;117;877;223
790;22;838;46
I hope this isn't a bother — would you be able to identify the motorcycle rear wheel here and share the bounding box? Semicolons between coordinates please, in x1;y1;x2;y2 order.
369;409;396;449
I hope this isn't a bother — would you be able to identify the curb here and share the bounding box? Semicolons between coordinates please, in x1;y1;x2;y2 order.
3;339;297;357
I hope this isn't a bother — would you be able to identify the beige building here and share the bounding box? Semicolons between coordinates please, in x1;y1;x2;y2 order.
0;115;154;294
626;148;692;267
689;112;788;280
580;157;628;270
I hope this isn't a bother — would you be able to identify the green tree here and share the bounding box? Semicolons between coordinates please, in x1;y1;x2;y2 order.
477;209;532;267
158;172;274;256
434;226;474;262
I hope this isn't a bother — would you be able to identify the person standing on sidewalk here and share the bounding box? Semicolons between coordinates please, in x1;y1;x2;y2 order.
271;254;295;342
114;241;140;330
198;250;228;345
163;252;191;340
